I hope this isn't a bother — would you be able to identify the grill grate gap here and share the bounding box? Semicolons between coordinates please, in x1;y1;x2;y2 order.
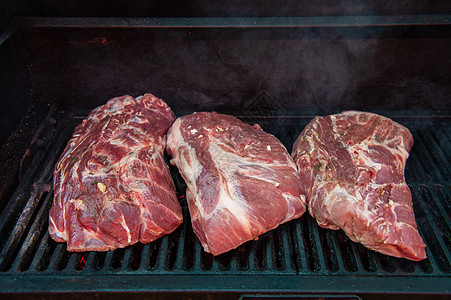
432;128;451;165
317;227;338;272
395;258;415;273
147;239;162;270
92;251;107;271
237;244;249;271
420;186;451;253
111;248;125;269
301;216;320;272
271;229;285;270
216;250;232;271
355;244;377;272
55;245;71;271
15;191;53;272
416;129;451;180
75;252;89;271
410;130;443;182
164;227;182;270
418;257;434;274
36;234;58;272
374;254;396;273
335;231;358;272
0;189;50;272
434;184;451;225
288;221;302;272
253;237;267;271
181;218;196;271
129;243;143;270
200;248;213;270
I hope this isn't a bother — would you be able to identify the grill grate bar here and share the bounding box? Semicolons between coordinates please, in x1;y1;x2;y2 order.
327;228;346;273
412;186;451;272
0;110;75;271
46;243;64;272
410;129;446;182
317;226;339;273
350;242;367;273
10;190;53;272
0;186;48;271
418;185;451;256
0;112;449;294
28;231;53;272
431;128;451;166
102;247;115;271
83;252;95;271
307;216;326;272
429;185;451;242
354;245;378;273
417;130;451;181
138;243;150;271
434;184;451;223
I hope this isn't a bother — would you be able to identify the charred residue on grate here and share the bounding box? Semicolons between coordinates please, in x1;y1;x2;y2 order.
14;190;53;272
0;109;75;273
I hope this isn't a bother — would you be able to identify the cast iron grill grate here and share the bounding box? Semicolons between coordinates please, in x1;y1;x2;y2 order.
0;105;449;293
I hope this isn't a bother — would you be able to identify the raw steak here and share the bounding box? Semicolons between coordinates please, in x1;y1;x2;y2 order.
292;111;426;261
167;112;307;255
49;94;182;252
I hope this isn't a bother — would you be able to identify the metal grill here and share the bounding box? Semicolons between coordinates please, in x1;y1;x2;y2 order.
0;104;449;294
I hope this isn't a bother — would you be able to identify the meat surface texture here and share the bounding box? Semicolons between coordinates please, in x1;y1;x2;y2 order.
167;112;307;256
292;110;426;261
49;94;182;252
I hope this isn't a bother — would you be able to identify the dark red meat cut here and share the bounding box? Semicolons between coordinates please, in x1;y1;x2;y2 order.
49;94;182;252
292;111;426;261
166;112;307;255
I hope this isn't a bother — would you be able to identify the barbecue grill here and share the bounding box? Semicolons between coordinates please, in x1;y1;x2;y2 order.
0;3;450;298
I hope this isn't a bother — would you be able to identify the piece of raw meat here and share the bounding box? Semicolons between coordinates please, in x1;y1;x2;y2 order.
49;94;182;252
166;112;307;256
292;110;426;261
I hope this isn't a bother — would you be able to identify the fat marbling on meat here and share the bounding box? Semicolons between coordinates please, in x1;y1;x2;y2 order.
166;112;307;256
49;94;182;252
292;110;426;261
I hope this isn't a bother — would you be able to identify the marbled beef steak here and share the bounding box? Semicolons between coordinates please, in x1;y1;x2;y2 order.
167;112;306;256
292;111;426;261
49;94;182;252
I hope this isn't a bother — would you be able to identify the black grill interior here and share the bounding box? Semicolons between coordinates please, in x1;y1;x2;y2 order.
0;17;450;295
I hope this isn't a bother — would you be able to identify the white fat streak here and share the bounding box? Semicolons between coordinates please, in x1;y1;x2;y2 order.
169;121;298;234
208;143;252;231
48;216;66;240
350;144;384;172
281;193;304;221
119;214;132;243
190;129;198;134
167;119;205;215
207;142;299;231
210;142;289;185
